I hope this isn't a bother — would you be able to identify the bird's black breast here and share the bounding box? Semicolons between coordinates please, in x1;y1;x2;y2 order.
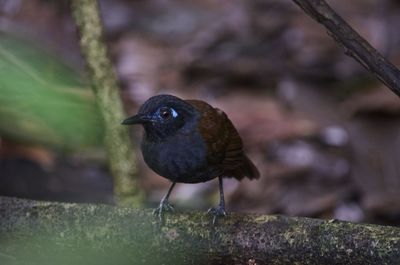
141;129;221;183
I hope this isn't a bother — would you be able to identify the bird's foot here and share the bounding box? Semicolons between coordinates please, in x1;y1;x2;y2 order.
153;199;175;223
207;205;227;226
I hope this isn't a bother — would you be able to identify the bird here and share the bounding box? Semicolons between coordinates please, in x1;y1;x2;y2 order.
122;94;260;224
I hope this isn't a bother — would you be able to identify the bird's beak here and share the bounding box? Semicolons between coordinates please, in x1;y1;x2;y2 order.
121;114;152;125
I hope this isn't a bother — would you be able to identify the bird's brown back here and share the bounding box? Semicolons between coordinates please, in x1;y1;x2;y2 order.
185;99;260;180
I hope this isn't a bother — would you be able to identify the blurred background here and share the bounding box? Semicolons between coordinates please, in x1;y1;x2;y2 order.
1;0;400;225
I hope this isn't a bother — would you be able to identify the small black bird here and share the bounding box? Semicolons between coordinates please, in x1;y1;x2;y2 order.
122;94;259;223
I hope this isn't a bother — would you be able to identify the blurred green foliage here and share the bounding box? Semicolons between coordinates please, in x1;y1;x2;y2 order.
0;34;103;149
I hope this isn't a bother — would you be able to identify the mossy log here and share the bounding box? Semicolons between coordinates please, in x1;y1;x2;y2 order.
1;196;399;265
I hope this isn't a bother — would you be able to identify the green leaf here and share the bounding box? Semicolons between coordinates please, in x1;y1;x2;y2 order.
0;34;103;150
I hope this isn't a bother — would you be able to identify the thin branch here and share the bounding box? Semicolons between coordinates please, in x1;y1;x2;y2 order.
1;196;399;265
292;0;400;97
70;0;144;205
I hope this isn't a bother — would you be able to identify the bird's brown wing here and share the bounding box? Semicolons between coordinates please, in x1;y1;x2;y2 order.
185;100;260;180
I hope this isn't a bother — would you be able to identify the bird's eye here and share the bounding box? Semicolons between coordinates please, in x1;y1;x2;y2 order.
160;108;171;119
158;107;178;120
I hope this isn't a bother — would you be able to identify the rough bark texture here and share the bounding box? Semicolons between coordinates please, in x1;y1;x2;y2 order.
292;0;400;97
70;0;144;206
1;196;399;265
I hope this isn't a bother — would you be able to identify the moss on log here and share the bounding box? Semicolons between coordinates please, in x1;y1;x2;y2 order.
0;196;399;265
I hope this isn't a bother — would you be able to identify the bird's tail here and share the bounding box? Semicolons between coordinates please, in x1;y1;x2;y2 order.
242;154;260;180
225;155;260;181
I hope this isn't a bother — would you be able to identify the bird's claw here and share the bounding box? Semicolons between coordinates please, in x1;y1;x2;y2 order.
207;205;227;226
153;199;175;222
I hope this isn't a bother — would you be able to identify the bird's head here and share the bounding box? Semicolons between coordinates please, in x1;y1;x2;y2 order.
122;95;198;140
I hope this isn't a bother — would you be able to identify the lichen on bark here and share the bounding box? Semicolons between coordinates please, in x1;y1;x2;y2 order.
70;0;144;206
1;196;399;265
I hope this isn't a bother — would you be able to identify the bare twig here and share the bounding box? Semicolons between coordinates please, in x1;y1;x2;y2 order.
292;0;400;97
1;196;399;265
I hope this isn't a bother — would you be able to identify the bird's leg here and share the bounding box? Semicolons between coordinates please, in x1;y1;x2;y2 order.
153;182;176;222
207;176;227;225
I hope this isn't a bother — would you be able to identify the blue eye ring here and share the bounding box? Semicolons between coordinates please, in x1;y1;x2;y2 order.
158;107;178;120
171;108;178;118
